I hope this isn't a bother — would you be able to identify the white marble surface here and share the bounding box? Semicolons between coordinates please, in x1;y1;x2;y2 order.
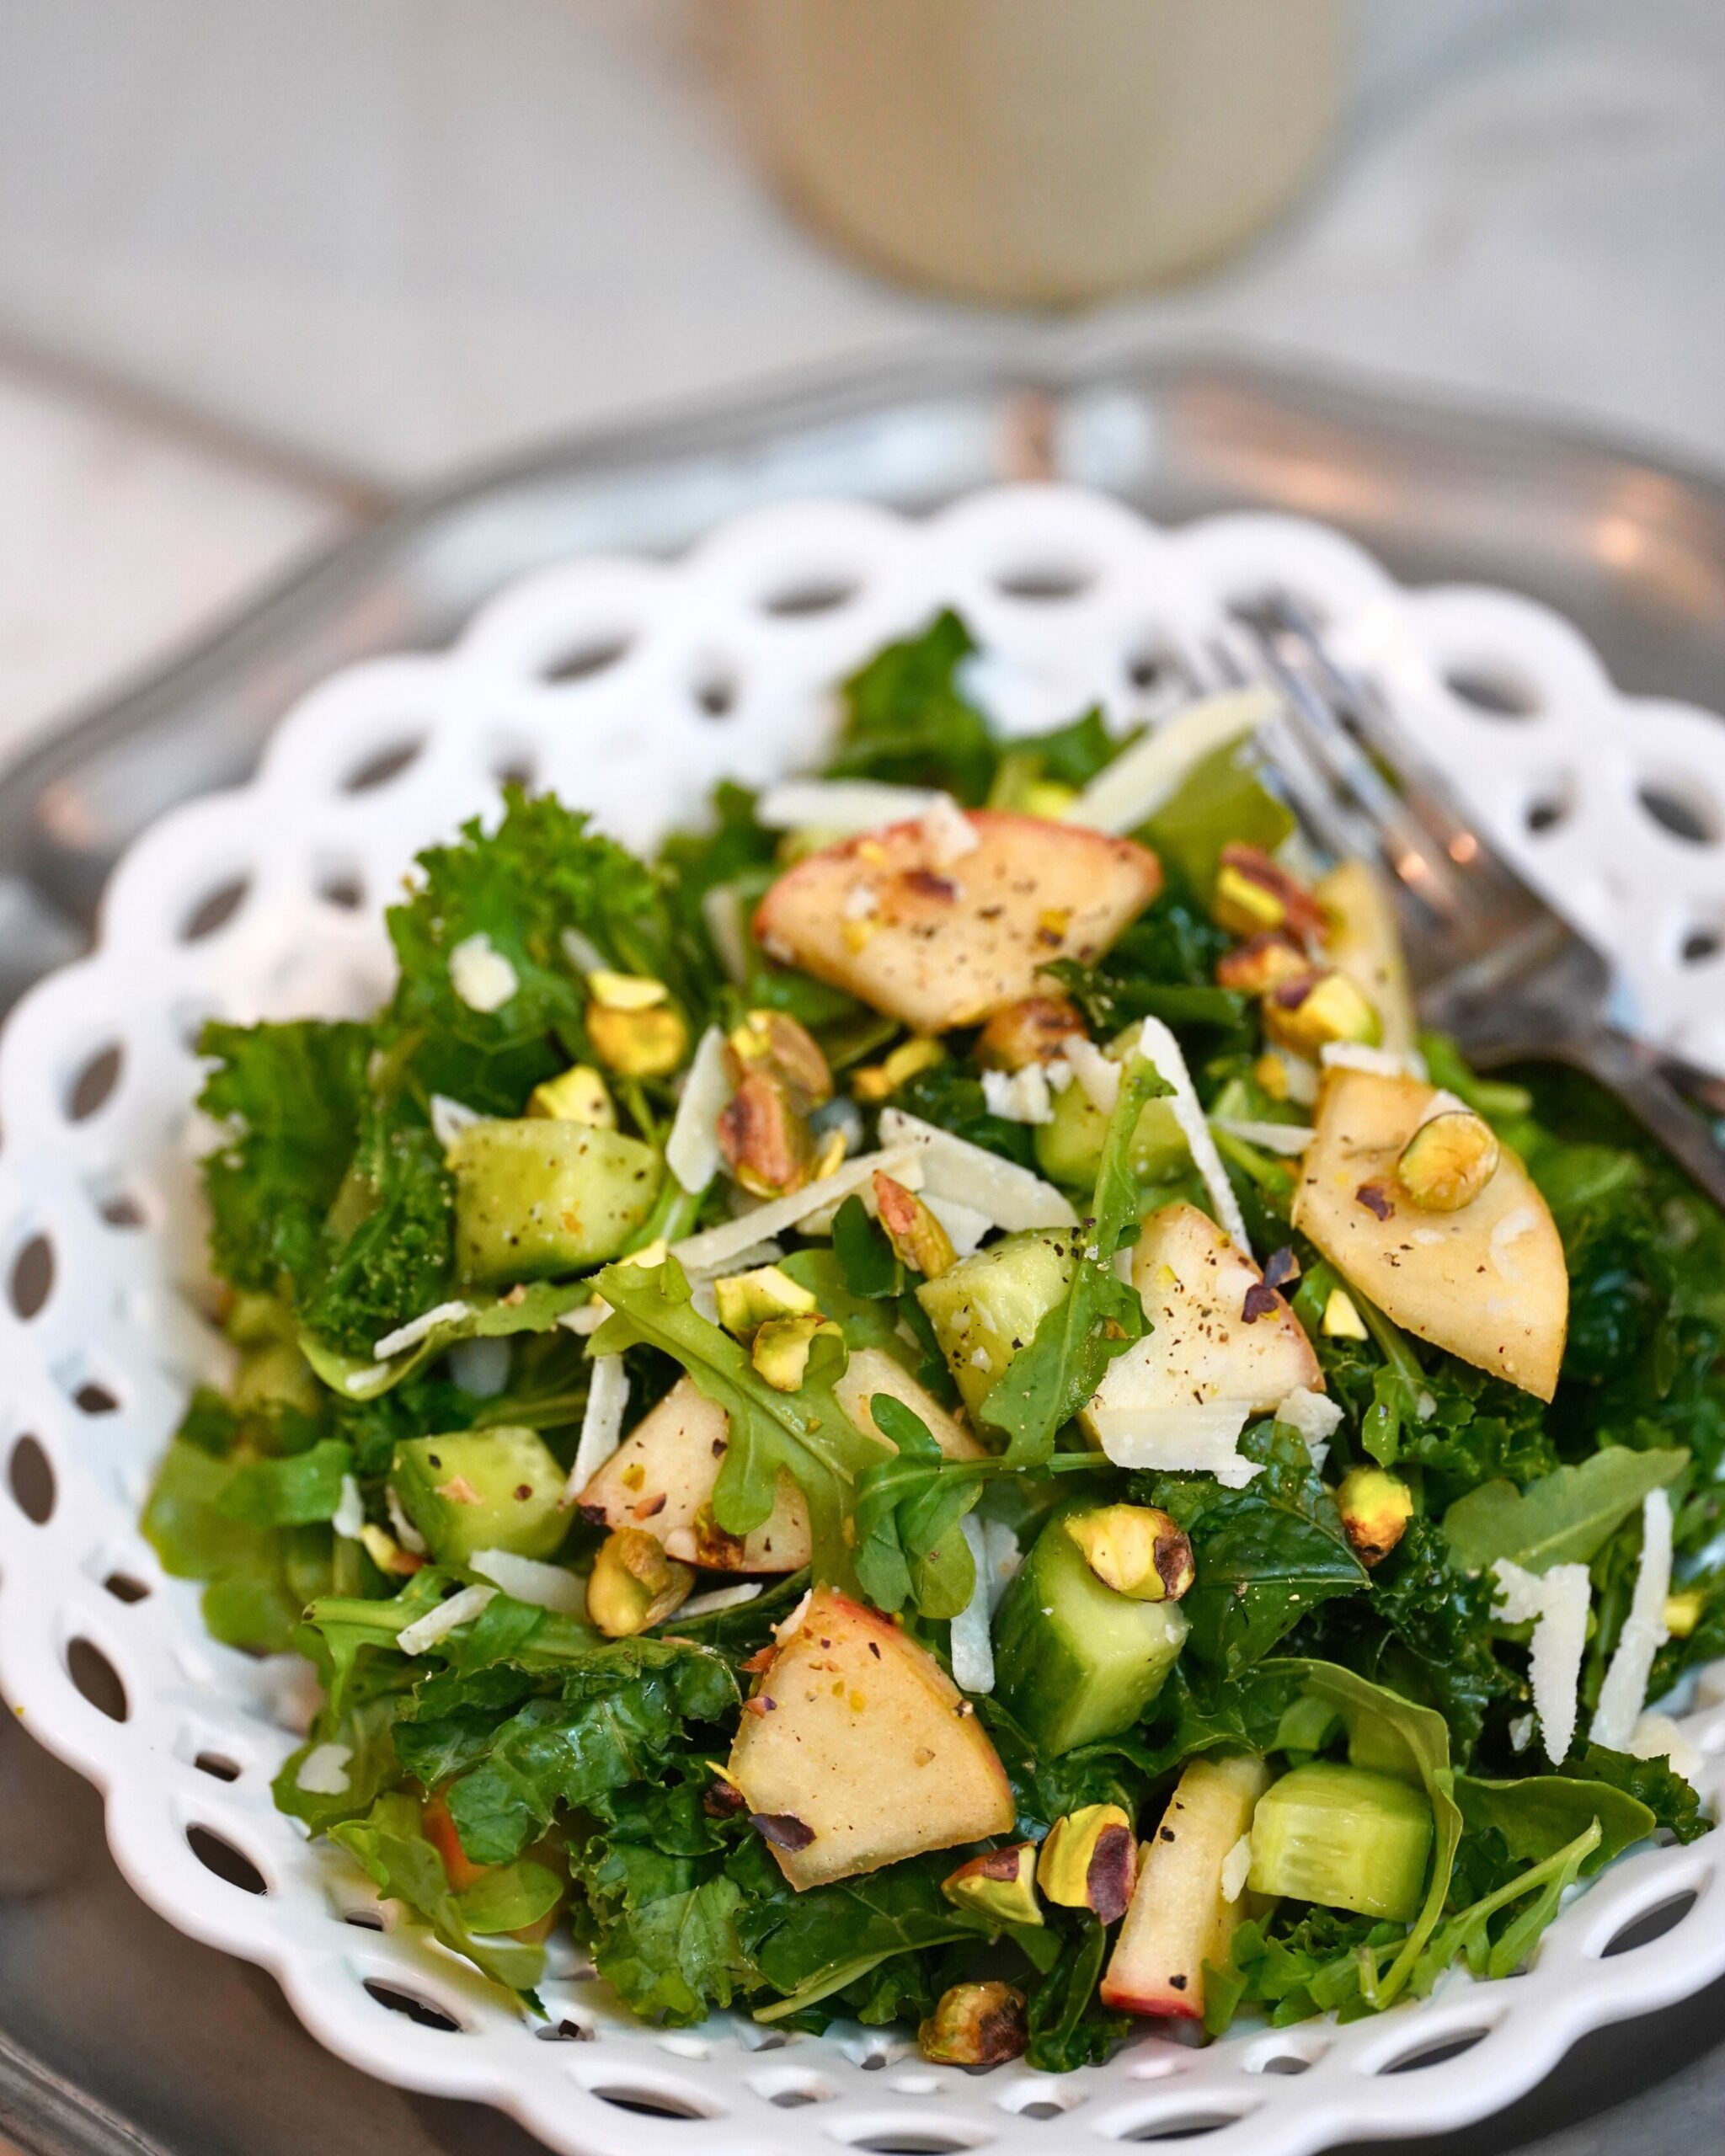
0;0;1722;763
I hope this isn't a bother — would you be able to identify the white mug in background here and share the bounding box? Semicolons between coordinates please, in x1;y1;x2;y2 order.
733;0;1352;305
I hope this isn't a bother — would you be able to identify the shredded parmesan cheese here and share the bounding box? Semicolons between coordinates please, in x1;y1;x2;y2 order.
980;1065;1054;1125
448;932;518;1014
949;1515;996;1695
467;1549;587;1614
1089;1401;1258;1486
1063;689;1275;834
386;1487;427;1555
1320;1042;1428;1081
1628;1710;1702;1785
982;1518;1023;1614
669;1582;764;1623
1060;1036;1121;1115
296;1742;354;1796
1591;1489;1674;1752
331;1475;365;1541
755;778;942;833
398;1584;497;1657
665;1024;730;1193
877;1110;1076;1230
430;1093;482;1150
566;1354;631;1499
1275;1386;1343;1471
1220;1833;1254;1904
373;1299;471;1363
922;1194;992;1258
1494;1558;1591;1764
700;883;750;986
1212;1118;1315;1157
1130;1017;1251;1254
670;1144;925;1272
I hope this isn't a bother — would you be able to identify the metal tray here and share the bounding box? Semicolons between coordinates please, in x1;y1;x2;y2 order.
3;344;1723;2156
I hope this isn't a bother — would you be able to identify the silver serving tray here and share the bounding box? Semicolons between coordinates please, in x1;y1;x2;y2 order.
3;344;1722;2156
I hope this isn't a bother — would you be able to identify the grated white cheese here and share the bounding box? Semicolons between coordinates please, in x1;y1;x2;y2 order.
386;1487;427;1555
430;1092;482;1151
566;1354;631;1499
467;1549;587;1614
296;1742;354;1796
700;883;750;986
449;1335;510;1398
1494;1558;1591;1764
665;1024;730;1194
878;1110;1076;1230
1591;1489;1674;1752
775;1588;814;1640
1060;1035;1121;1116
1268;1051;1320;1108
559;926;606;975
449;932;518;1014
373;1299;471;1362
560;1296;612;1337
331;1475;365;1541
982;1518;1023;1615
670;1144;925;1272
1090;1400;1257;1486
841;883;879;921
1275;1386;1343;1473
949;1515;996;1695
669;1582;764;1623
921;1193;993;1258
1320;1042;1428;1081
1220;1833;1254;1905
1130;1017;1251;1255
398;1584;497;1656
1064;689;1275;834
981;1064;1054;1125
1212;1118;1315;1157
1509;1714;1535;1754
755;778;942;833
1628;1710;1702;1785
921;792;980;865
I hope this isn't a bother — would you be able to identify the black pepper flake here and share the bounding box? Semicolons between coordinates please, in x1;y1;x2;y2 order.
1168;1973;1188;1992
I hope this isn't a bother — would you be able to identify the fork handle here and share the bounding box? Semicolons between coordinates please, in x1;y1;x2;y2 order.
1554;1027;1725;1211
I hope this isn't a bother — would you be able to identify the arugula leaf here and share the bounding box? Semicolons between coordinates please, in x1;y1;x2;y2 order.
1443;1448;1688;1576
851;1393;980;1620
215;1438;353;1527
829;1194;905;1299
142;1438;334;1654
1413;1820;1600;1993
1454;1772;1653;1877
980;1054;1167;1464
1142;738;1295;899
330;1790;549;1995
825;610;996;804
592;1257;880;1588
1024;1919;1126;2072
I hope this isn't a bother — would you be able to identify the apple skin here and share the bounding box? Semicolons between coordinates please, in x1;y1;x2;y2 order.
1101;1753;1271;2021
728;1588;1016;1891
754;810;1162;1033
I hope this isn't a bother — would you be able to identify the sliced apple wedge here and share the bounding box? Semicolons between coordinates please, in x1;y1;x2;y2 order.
754;808;1162;1032
728;1587;1016;1888
1101;1753;1271;2020
578;1354;979;1572
1316;859;1418;1063
1292;1068;1567;1400
1083;1203;1322;1465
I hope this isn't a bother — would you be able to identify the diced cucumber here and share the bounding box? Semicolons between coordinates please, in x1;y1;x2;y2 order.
390;1425;570;1566
1247;1761;1433;1923
914;1230;1076;1418
1033;1074;1188;1189
451;1118;663;1286
992;1506;1188;1755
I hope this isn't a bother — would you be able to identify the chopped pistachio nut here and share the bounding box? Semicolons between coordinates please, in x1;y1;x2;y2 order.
1037;1804;1137;1924
1216;930;1312;996
527;1062;616;1127
1397;1109;1500;1212
1064;1504;1195;1603
751;1312;844;1392
1213;843;1328;942
852;1035;945;1102
975;994;1088;1072
587;1528;695;1636
1336;1465;1415;1566
919;1982;1028;2068
873;1170;958;1280
942;1843;1043;1929
713;1262;820;1339
1263;969;1381;1056
588;1002;689;1077
1664;1589;1705;1639
718;1068;815;1197
587;969;668;1011
725;1008;833;1107
1320;1285;1370;1340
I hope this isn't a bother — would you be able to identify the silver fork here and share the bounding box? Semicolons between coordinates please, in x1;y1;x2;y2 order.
1210;592;1725;1209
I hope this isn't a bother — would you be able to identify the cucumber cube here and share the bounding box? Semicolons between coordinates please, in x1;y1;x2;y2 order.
1247;1761;1433;1923
451;1118;662;1286
390;1426;569;1566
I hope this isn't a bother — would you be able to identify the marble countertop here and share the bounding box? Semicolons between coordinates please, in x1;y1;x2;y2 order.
2;0;1722;767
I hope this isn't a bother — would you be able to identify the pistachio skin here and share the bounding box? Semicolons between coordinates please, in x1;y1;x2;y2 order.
1397;1109;1501;1213
1336;1465;1415;1566
919;1982;1029;2067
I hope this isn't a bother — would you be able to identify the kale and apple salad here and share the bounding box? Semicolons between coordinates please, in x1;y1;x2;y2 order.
146;611;1724;2069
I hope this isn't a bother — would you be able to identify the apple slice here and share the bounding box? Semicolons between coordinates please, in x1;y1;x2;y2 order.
577;1353;979;1572
1292;1068;1567;1400
1101;1753;1271;2020
1083;1203;1322;1464
728;1587;1016;1888
754;808;1162;1032
1315;859;1418;1063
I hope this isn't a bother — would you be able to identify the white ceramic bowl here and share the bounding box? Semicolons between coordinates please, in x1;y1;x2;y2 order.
3;488;1723;2156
